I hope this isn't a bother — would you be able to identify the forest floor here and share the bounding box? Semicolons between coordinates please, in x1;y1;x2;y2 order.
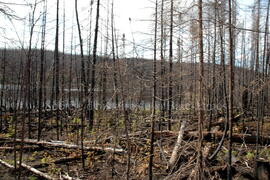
0;110;270;180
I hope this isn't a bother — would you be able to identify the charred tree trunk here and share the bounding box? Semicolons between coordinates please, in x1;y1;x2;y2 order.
160;0;165;130
227;0;235;179
149;0;158;179
55;0;60;140
111;0;119;113
168;0;173;131
0;47;6;132
38;0;47;141
89;0;101;130
75;0;87;169
197;0;204;179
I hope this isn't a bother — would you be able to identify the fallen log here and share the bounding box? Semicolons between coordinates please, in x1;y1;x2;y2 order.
0;158;14;169
168;120;186;170
20;163;56;180
187;131;270;145
153;131;270;145
0;158;55;180
33;155;86;168
8;138;126;154
0;146;41;152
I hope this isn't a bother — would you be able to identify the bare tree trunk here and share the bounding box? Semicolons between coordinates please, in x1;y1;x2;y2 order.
149;0;158;179
168;0;173;131
118;55;131;180
197;0;204;179
261;0;270;133
0;47;6;132
89;0;101;130
60;0;66;136
111;0;119;113
227;0;234;179
68;13;75;114
38;0;47;141
87;0;93;87
160;0;165;130
255;0;262;179
208;1;217;131
19;1;38;177
55;0;60;140
75;0;87;169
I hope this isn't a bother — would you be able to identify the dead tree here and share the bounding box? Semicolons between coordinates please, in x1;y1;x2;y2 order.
0;46;6;132
89;0;101;130
19;0;38;177
149;0;158;179
111;0;119;112
68;13;75;114
160;0;165;130
168;0;173;131
38;0;47;141
61;0;66;135
197;0;204;179
75;0;87;169
227;0;235;179
54;0;60;140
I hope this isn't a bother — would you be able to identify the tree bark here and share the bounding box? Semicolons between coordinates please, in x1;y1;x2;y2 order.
227;0;234;179
89;0;101;130
197;0;204;179
168;120;186;169
149;0;158;179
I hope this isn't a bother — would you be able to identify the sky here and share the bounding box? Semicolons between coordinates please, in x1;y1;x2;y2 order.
0;0;256;59
0;0;154;58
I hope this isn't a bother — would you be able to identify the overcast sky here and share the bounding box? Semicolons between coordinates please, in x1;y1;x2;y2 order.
0;0;256;59
0;0;154;58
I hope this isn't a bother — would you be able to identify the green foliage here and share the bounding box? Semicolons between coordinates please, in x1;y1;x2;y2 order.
72;117;81;124
41;153;61;175
48;163;61;175
259;148;270;161
41;153;53;164
87;151;95;168
245;151;255;160
4;116;15;138
28;176;37;180
232;150;238;157
41;157;47;164
32;151;39;158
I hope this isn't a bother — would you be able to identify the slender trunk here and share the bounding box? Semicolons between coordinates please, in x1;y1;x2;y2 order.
197;0;204;179
0;47;6;132
227;0;234;179
87;0;94;86
89;0;101;130
55;0;60;140
118;56;131;180
168;0;173;131
38;0;47;141
209;1;217;131
27;1;38;140
19;2;38;177
75;0;87;169
69;13;75;113
149;0;158;179
261;0;270;133
111;0;119;112
60;0;66;136
255;0;262;179
160;0;165;130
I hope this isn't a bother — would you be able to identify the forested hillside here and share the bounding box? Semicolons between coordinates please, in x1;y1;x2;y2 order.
0;0;270;180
